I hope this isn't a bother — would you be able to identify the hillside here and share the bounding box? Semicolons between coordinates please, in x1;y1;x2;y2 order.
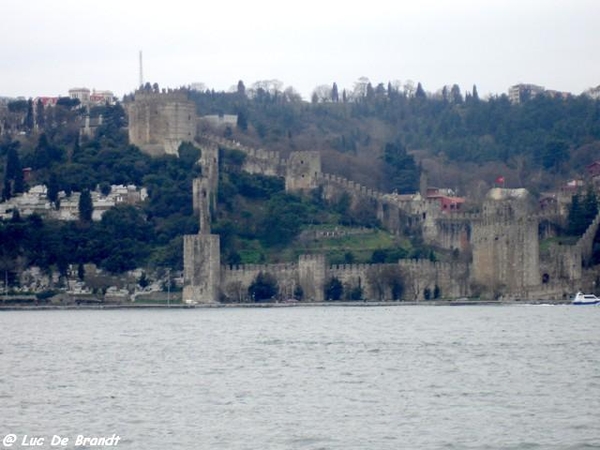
193;83;600;199
1;84;600;295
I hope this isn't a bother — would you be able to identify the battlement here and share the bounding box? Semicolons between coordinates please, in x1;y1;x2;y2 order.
128;89;196;156
329;263;372;273
399;259;446;269
298;254;326;263
132;88;191;102
201;135;279;161
222;263;298;274
318;172;383;200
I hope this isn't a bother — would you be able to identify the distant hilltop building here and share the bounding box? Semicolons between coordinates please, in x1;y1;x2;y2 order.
35;97;59;107
126;87;196;156
508;83;545;104
508;83;570;104
68;88;116;106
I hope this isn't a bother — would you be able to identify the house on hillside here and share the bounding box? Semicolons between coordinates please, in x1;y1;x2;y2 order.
425;187;465;213
587;161;600;185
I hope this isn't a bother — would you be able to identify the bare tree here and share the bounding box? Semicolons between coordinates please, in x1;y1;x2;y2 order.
312;85;333;103
353;77;370;99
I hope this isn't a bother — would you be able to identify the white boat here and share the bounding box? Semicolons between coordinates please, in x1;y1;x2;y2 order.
572;291;600;305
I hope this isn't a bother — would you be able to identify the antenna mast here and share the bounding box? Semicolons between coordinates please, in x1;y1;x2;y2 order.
139;50;144;88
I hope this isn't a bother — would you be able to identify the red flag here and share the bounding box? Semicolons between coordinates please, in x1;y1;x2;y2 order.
495;176;505;185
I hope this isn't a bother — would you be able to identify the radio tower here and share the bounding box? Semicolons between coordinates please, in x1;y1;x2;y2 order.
139;50;144;88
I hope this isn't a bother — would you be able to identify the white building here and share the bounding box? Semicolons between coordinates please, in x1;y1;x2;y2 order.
68;87;91;104
69;88;116;106
0;184;148;221
508;84;545;104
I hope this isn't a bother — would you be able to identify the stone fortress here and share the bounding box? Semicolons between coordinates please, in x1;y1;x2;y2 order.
126;88;600;303
127;87;196;156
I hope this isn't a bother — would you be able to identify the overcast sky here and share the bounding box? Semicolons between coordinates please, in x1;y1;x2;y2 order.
2;0;598;100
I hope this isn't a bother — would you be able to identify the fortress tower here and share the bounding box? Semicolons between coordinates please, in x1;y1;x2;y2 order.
285;151;321;192
471;188;540;295
298;254;326;301
182;143;221;304
127;89;196;156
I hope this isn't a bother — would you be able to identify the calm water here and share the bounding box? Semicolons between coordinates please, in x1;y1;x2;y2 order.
1;305;599;450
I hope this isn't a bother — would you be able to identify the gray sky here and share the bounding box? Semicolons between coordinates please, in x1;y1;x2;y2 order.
2;0;599;100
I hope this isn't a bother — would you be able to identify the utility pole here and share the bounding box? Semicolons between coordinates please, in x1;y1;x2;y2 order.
167;268;170;307
139;50;144;88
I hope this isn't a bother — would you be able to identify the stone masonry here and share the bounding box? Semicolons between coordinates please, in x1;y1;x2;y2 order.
123;104;593;301
127;89;196;156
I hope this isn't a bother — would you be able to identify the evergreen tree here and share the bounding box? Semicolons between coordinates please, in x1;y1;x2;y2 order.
450;84;463;104
236;109;248;131
33;134;51;169
5;146;22;180
237;80;246;97
2;178;11;201
36;99;45;129
77;263;85;281
442;86;449;102
325;277;343;301
541;139;569;172
331;82;339;103
248;272;278;301
567;192;597;236
13;169;24;195
583;187;599;225
366;82;375;101
47;172;60;208
25;98;34;131
78;189;93;222
4;146;24;195
415;82;426;99
472;84;479;102
383;140;420;193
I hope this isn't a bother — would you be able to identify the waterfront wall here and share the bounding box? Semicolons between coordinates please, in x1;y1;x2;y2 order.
215;256;470;303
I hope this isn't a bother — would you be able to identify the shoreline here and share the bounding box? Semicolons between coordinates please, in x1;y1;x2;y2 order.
0;299;572;311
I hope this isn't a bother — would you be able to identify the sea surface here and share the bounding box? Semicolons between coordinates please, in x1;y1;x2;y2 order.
0;304;599;450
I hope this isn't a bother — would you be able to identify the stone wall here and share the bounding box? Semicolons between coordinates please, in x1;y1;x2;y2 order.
198;135;445;239
430;215;472;252
182;137;592;302
221;263;299;302
215;256;469;303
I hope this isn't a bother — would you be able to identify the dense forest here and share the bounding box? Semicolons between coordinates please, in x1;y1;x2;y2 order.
1;80;600;286
193;80;600;197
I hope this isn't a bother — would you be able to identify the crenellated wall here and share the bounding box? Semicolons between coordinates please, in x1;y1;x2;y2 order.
216;256;470;303
399;259;470;300
181;136;593;302
221;263;299;302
